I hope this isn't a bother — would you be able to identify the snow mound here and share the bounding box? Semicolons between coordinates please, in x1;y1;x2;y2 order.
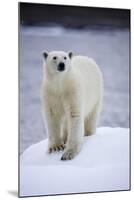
20;127;130;197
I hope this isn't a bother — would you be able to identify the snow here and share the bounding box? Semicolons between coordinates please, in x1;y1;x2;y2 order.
20;127;130;197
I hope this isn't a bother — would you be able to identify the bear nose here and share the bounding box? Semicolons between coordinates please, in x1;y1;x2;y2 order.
58;62;65;71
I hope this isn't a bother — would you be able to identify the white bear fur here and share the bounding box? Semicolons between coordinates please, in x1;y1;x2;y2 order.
41;51;103;160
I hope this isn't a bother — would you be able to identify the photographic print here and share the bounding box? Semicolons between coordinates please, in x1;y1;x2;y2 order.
19;2;130;197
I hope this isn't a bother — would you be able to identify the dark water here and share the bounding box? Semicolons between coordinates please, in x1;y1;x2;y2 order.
20;26;129;153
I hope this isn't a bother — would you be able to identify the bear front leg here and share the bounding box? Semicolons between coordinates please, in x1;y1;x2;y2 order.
48;120;65;153
61;110;84;160
46;114;65;153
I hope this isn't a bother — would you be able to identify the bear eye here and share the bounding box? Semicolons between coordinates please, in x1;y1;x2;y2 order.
64;56;67;60
53;56;57;60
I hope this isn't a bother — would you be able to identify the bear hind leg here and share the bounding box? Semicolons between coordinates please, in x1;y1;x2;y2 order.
84;101;101;136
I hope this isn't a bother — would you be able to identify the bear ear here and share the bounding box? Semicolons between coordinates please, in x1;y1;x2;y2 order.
68;51;73;59
43;51;48;60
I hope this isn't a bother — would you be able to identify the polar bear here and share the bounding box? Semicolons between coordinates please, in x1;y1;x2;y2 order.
41;51;103;160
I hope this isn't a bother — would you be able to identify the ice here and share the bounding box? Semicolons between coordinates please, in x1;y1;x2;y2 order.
20;127;130;197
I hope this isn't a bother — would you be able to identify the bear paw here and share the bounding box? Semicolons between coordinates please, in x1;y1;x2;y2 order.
48;144;65;153
61;149;76;160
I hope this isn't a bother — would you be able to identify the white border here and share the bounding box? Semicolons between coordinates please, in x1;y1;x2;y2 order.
18;0;132;9
0;0;133;199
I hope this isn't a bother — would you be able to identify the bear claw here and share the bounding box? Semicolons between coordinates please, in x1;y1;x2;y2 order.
48;144;65;153
61;150;75;160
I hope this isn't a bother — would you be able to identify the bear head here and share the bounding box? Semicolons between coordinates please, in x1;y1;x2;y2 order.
42;51;73;74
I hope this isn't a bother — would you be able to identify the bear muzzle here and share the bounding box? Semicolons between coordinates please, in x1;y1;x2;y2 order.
57;62;65;71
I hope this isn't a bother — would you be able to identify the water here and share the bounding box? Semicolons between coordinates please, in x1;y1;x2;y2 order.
20;25;130;154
